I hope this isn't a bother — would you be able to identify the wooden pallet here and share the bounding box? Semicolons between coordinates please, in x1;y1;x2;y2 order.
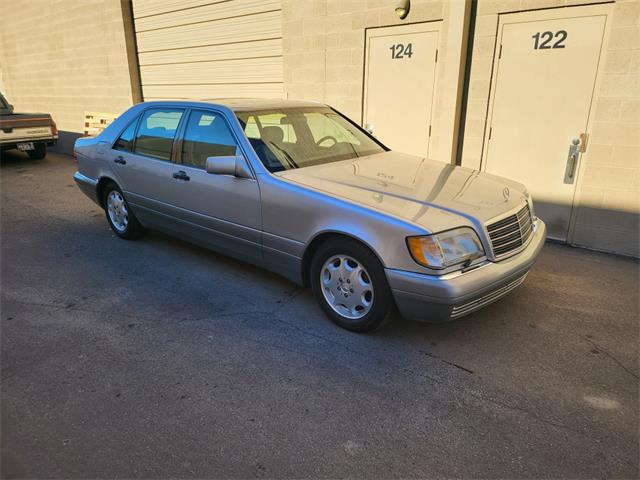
83;112;119;136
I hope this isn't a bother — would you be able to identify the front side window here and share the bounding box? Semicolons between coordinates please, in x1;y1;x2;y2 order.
235;107;384;173
133;108;184;160
0;93;12;114
113;117;138;151
181;110;237;169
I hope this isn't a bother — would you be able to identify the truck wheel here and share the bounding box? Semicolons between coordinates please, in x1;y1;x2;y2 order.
27;143;47;159
310;238;394;333
103;182;145;240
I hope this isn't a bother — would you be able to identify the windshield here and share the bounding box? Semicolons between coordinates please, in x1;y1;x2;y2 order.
0;93;12;114
235;107;386;172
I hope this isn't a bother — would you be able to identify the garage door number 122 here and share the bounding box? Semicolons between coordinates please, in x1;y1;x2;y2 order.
532;30;567;49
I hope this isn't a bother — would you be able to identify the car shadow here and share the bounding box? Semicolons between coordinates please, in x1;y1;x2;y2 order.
0;149;51;166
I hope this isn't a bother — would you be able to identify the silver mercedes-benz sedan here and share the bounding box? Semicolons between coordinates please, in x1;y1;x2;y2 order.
74;99;545;332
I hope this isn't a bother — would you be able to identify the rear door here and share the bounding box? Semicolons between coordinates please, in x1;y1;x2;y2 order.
111;107;185;222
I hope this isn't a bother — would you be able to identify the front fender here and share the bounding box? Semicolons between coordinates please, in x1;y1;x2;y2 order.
258;173;432;274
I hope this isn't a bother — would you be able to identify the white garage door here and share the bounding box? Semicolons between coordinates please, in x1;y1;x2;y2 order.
363;22;440;158
132;0;284;101
484;4;608;241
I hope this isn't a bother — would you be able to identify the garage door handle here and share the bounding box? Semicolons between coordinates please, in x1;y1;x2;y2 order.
114;156;126;165
173;170;190;181
564;138;581;184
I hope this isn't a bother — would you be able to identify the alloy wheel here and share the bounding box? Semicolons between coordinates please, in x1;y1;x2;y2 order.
320;254;374;320
106;190;129;233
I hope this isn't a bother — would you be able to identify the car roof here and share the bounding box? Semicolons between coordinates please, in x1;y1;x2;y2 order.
214;98;325;111
138;98;325;112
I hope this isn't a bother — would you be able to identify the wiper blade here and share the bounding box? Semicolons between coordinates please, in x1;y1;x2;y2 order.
269;141;298;169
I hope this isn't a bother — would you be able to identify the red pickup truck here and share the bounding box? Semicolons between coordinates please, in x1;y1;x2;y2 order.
0;92;58;159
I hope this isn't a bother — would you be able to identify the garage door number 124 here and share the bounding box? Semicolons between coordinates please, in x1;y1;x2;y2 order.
390;43;413;59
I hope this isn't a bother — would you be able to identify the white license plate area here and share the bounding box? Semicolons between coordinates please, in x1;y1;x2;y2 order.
17;142;35;151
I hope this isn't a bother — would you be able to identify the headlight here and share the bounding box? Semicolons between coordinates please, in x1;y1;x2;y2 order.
407;228;485;270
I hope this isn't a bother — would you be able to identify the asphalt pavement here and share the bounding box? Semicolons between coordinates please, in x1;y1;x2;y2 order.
1;151;638;478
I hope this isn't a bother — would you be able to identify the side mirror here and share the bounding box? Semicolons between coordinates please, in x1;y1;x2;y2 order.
364;123;375;135
205;148;253;178
8;104;14;113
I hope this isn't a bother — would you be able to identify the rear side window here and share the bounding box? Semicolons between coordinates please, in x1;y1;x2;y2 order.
181;110;237;169
133;108;184;160
113;117;138;151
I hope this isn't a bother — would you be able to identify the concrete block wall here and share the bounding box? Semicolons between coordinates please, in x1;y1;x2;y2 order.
0;0;134;150
282;0;467;163
0;63;6;95
460;0;639;257
572;0;639;256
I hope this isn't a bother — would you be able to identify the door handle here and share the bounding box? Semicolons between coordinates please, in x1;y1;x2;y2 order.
172;170;190;181
114;156;126;165
564;138;581;184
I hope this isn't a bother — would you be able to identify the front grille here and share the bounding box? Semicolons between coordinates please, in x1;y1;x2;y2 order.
450;273;528;319
487;204;534;258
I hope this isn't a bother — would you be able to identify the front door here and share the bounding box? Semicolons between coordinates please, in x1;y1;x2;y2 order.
170;109;262;262
484;5;609;240
363;22;440;158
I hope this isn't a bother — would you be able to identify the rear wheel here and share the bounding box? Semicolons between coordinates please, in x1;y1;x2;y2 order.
102;182;144;240
26;143;46;159
310;238;393;332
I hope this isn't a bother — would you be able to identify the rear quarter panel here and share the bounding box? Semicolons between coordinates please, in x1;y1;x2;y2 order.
74;104;147;192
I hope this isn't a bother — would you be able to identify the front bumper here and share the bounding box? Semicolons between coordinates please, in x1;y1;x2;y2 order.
386;219;546;322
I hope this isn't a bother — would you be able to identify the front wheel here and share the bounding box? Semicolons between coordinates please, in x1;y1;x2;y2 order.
310;238;393;332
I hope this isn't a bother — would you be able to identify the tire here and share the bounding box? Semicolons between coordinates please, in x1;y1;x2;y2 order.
102;182;145;240
310;238;393;333
27;143;46;159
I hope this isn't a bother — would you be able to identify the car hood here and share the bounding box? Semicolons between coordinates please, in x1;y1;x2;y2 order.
275;151;529;232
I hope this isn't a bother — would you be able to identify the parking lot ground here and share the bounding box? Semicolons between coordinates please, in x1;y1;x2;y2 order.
1;151;638;479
